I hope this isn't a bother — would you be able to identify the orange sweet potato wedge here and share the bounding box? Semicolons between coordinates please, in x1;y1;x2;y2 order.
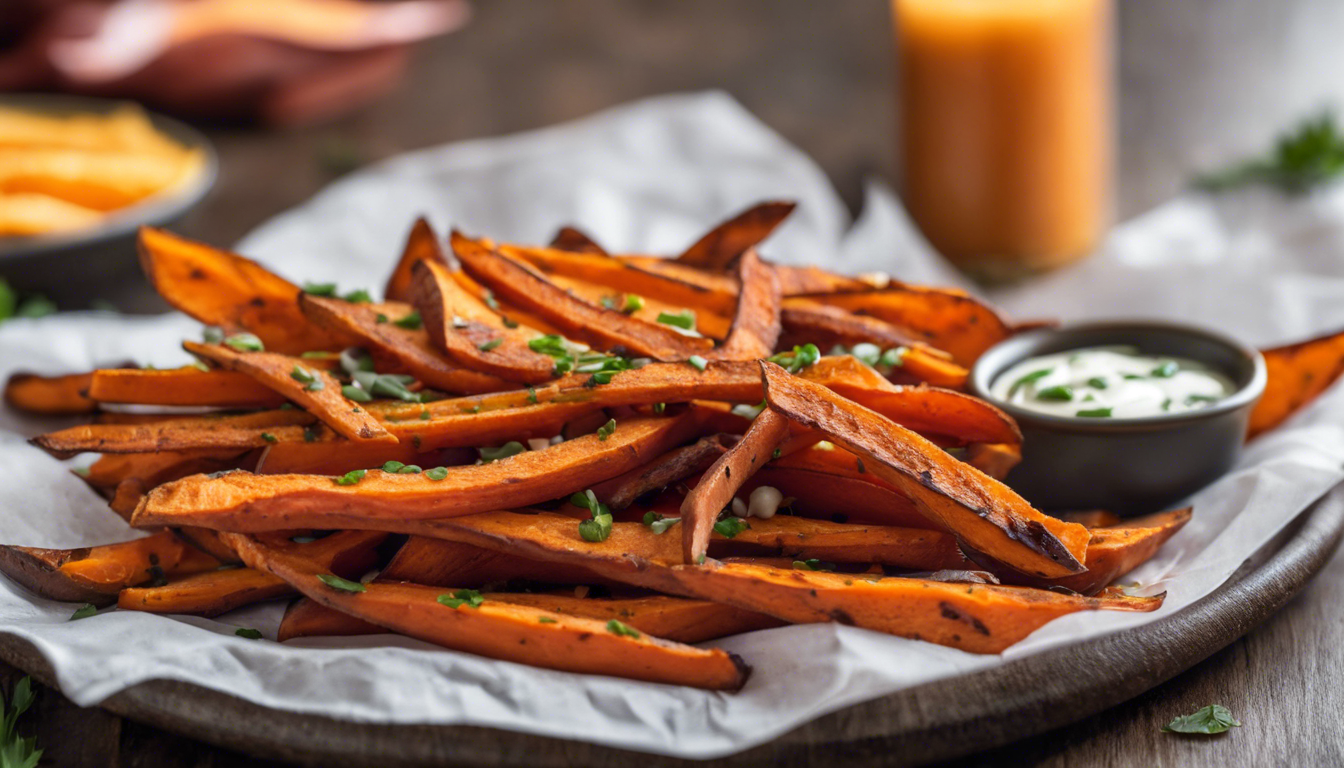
131;411;706;532
138;227;342;355
409;513;1158;655
0;530;221;606
709;248;781;360
118;530;387;616
673;201;796;270
384;217;451;303
32;409;317;458
759;361;1088;578
681;409;792;563
408;260;556;383
88;367;286;409
452;232;711;360
593;435;733;510
297;294;514;394
222;532;750;690
1249;326;1344;438
746;447;931;530
96;448;254;519
184;341;395;443
3;372;96;415
549;225;609;255
800;284;1013;365
1016;508;1192;595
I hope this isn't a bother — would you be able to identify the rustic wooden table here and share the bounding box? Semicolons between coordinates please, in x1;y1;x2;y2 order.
5;2;1343;765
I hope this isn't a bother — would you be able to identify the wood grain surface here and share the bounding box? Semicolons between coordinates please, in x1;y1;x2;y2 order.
5;2;1344;766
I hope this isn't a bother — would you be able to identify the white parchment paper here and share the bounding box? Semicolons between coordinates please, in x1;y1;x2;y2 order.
3;92;1344;759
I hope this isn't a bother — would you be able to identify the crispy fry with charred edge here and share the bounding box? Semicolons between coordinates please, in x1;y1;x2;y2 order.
408;260;555;383
593;435;733;510
709;249;781;360
1006;508;1192;596
95;448;254;519
3;372;96;415
33;409;316;459
138;227;342;355
89;368;285;408
682;409;791;564
131;411;706;532
800;284;1012;366
511;245;738;318
184;342;395;443
549;226;609;255
779;300;969;389
297;294;513;394
759;361;1088;578
117;530;387;616
0;530;220;606
384;217;451;303
452;232;711;360
399;514;1160;655
673;201;796;270
221;532;750;690
1249;326;1344;438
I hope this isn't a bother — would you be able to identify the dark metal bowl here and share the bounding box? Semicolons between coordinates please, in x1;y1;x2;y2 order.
969;321;1267;516
0;94;217;305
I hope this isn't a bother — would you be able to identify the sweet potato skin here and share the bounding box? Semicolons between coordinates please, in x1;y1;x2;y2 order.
3;372;96;415
89;368;285;408
223;532;750;690
549;226;609;255
1249;326;1344;438
132;412;706;532
593;436;731;510
709;248;781;360
1011;508;1192;595
673;201;796;270
384;217;450;303
759;362;1088;579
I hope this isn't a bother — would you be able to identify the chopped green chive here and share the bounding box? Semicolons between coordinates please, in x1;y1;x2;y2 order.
1008;368;1052;396
420;410;431;420
597;418;617;441
1035;385;1074;402
656;310;696;330
767;343;821;374
606;619;640;639
303;282;337;297
382;460;405;473
437;589;485;609
688;355;708;372
1187;394;1219;404
538;616;558;624
478;441;526;463
398;465;422;474
393;311;422;330
1087;377;1109;389
342;385;372;402
1151;361;1179;378
70;603;97;621
527;386;538;404
573;489;613;542
260;432;278;444
222;333;264;352
425;467;449;481
478;338;503;352
1076;407;1113;418
624;294;645;313
772;448;782;459
341;289;372;304
333;469;366;486
653;402;666;414
376;313;389;324
482;290;500;311
291;365;317;384
642;511;681;534
317;574;366;592
713;517;750;538
234;628;263;640
203;327;224;343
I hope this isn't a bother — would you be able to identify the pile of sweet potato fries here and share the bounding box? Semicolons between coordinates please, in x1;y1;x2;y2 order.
3;202;1341;691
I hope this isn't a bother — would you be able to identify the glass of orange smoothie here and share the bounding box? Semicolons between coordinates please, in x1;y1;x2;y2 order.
894;0;1114;280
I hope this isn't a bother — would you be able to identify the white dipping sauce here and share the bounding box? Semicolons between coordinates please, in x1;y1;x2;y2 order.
990;345;1234;419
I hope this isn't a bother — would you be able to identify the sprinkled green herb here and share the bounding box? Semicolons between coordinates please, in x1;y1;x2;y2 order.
382;461;406;473
376;313;389;324
768;343;821;374
653;402;666;414
772;448;782;459
425;467;449;481
713;517;750;538
341;289;372;304
398;465;422;474
0;675;41;766
730;401;766;420
333;469;366;486
1087;377;1109;389
393;311;422;330
642;511;681;534
606;619;640;639
1036;385;1074;402
223;333;264;353
597;419;617;441
831;343;907;372
234;628;263;640
352;371;424;402
342;385;372;402
1162;704;1240;734
478;338;503;352
317;574;366;592
260;432;278;444
303;282;337;297
478;441;526;463
538;617;558;624
482;290;500;311
792;559;834;572
437;589;485;609
624;295;645;313
1162;398;1173;412
70;603;97;621
291;365;317;385
573;489;614;542
1151;361;1179;378
1187;394;1220;405
1009;368;1052;396
656;310;696;330
1195;112;1344;193
420;410;431;420
1076;407;1113;418
203;327;224;343
688;355;708;372
527;386;538;404
502;317;519;329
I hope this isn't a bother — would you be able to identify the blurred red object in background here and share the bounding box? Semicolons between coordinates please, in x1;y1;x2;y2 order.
0;0;470;126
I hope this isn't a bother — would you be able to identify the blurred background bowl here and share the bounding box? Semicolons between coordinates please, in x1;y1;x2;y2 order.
0;94;217;307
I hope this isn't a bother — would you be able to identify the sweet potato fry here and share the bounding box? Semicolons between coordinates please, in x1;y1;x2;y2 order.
408;260;555;383
759;361;1088;578
0;530;220;606
118;530;387;616
384;217;451;303
138;227;342;354
184;342;395;443
682;409;792;564
297;294;514;394
132;411;706;532
32;409;316;458
510;245;738;318
407;513;1159;654
1248;326;1344;438
593;435;733;510
709;249;781;360
748;448;931;529
3;372;96;415
91;448;255;519
88;368;285;409
452;232;711;360
673;201;796;270
222;532;750;690
549;226;609;255
1014;508;1192;595
801;284;1012;365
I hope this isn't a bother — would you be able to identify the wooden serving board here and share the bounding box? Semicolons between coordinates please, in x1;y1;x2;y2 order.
2;487;1341;767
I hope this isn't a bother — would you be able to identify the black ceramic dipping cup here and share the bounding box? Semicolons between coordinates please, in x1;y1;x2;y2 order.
970;321;1267;516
